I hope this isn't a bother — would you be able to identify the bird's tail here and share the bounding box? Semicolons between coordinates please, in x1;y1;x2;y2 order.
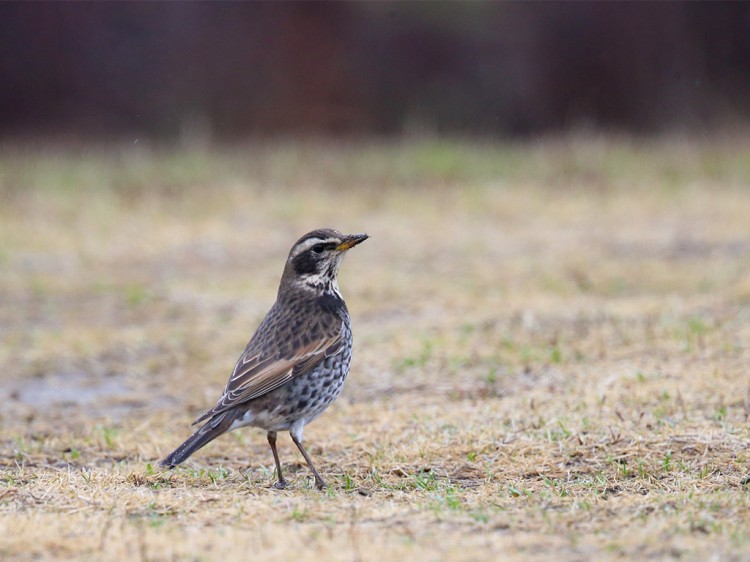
159;412;234;468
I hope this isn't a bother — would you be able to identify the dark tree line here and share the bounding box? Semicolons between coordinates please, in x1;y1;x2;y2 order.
1;2;749;139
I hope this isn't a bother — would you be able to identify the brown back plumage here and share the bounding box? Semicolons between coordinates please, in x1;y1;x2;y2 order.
193;291;346;424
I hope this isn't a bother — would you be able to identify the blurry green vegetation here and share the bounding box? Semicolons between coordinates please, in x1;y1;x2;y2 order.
2;135;750;198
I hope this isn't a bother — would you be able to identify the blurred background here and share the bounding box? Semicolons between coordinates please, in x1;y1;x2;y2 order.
2;1;750;141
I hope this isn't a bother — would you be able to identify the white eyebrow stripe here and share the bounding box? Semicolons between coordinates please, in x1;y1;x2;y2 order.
292;237;339;256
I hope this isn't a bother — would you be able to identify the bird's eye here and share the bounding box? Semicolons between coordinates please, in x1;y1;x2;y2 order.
312;244;325;254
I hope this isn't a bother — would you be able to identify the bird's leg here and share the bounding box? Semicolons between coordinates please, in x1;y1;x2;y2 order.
267;431;287;489
290;422;326;490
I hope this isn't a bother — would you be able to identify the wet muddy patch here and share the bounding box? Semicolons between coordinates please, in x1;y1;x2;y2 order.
8;371;174;421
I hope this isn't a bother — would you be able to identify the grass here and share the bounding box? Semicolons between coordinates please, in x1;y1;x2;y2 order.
1;134;750;561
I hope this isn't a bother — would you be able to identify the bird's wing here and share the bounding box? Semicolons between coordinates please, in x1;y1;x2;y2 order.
193;308;345;425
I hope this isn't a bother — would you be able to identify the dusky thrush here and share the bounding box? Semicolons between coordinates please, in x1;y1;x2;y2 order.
160;228;368;489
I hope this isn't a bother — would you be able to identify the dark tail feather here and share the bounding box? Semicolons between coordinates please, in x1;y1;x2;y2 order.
160;412;234;468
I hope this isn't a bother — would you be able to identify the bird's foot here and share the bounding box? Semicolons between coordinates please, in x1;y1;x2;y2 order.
273;479;288;490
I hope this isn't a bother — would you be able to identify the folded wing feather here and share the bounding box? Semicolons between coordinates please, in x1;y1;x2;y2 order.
192;325;343;425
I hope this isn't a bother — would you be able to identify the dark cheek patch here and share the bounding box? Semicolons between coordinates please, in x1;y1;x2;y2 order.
293;252;320;275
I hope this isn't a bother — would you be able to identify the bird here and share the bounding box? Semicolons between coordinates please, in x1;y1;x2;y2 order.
160;228;368;490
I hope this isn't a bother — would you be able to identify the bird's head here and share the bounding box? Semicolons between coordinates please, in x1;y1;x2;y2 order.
281;228;368;295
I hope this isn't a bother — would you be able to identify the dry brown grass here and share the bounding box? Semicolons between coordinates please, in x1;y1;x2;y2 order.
1;136;750;561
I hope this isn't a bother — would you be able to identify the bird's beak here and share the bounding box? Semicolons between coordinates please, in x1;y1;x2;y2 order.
336;233;369;252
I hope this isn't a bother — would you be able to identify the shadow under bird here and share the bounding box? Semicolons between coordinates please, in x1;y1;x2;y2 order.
160;228;368;489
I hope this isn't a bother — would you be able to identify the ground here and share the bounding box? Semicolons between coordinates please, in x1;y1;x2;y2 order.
1;136;749;561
